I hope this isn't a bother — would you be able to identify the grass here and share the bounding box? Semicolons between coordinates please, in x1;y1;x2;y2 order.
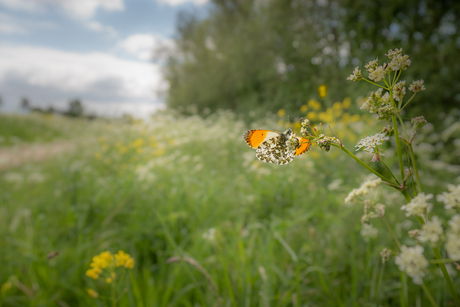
0;109;459;306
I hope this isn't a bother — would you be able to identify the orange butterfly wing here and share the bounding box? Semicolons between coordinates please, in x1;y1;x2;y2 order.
244;130;280;148
295;137;312;156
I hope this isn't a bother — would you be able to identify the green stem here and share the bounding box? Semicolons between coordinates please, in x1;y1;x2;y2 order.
152;208;207;306
431;246;460;306
362;78;389;89
408;144;423;193
334;144;393;183
421;283;438;307
381;216;401;249
390;93;406;181
400;93;417;111
429;259;457;264
381;159;400;185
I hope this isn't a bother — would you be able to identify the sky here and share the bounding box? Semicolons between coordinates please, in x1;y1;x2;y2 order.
0;0;208;118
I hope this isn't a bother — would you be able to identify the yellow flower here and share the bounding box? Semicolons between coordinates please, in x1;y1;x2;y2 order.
1;281;12;294
300;105;308;113
119;146;128;154
91;251;114;269
318;84;328;98
94;152;102;160
136;147;142;154
277;120;284;127
115;250;131;267
86;288;99;298
350;114;360;122
149;136;156;142
102;144;109;151
168;139;175;146
308;99;321;110
277;109;286;117
155;148;165;156
105;277;112;284
307;111;317;121
332;102;342;110
124;257;135;269
342;97;351;108
98;137;105;144
131;139;144;148
86;267;102;279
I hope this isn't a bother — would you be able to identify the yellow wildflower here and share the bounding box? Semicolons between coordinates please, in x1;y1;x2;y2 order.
307;111;317;121
277;120;284;127
94;152;102;160
342;97;351;108
350;114;361;122
332;102;342;110
98;137;105;144
86;288;99;298
91;251;114;269
300;105;308;113
124;257;135;269
277;109;286;117
86;267;102;279
155;148;165;156
115;250;131;267
131;139;144;148
105;277;112;284
102;144;109;151
308;99;321;110
136;148;142;154
1;281;12;294
318;84;328;98
168;139;175;146
119;146;128;154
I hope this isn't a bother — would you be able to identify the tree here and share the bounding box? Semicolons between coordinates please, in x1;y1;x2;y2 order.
67;99;84;117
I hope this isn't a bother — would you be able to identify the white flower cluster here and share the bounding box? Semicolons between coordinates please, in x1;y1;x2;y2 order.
386;48;411;71
361;224;379;242
392;81;406;102
418;216;443;244
445;214;460;260
347;67;363;81
394;245;428;285
355;133;389;153
436;184;460;210
344;178;382;204
400;193;433;217
409;80;426;93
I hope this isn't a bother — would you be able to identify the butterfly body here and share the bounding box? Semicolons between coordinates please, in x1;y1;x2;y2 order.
244;128;311;165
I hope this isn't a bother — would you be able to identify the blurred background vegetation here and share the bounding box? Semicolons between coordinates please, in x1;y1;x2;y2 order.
163;0;460;121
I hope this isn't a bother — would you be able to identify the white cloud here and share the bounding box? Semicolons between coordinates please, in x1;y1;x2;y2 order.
0;0;124;19
86;21;117;38
0;12;55;34
115;33;174;61
156;0;208;6
0;44;166;116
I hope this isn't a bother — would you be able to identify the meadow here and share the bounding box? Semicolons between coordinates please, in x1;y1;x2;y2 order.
1;100;459;306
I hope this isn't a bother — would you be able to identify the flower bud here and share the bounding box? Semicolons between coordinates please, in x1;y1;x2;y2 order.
411;116;427;130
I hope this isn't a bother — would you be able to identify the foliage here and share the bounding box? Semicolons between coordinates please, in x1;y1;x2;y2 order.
163;0;460;120
1;108;459;306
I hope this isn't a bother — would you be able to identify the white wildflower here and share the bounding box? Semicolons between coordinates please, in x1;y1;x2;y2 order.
385;48;403;59
394;245;429;285
392;81;406;102
409;80;426;93
418;216;443;244
400;193;433;217
345;186;368;204
364;58;379;72
347;67;363;81
356;133;389;152
202;228;216;241
374;204;386;217
361;224;379;242
368;65;386;82
386;48;411;71
445;232;460;261
448;214;460;234
436;184;460;210
362;178;382;189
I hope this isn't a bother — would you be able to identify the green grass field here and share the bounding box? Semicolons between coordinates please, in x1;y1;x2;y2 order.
1;107;459;306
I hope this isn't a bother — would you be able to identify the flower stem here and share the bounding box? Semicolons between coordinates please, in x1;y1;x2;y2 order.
421;282;438;307
334;144;393;183
431;246;460;306
408;144;423;193
381;159;400;185
381;216;401;249
362;78;389;90
390;94;406;181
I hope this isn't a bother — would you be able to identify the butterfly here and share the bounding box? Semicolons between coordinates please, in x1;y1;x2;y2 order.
243;128;312;165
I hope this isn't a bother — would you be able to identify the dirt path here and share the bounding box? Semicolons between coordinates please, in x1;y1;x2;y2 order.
0;140;76;171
